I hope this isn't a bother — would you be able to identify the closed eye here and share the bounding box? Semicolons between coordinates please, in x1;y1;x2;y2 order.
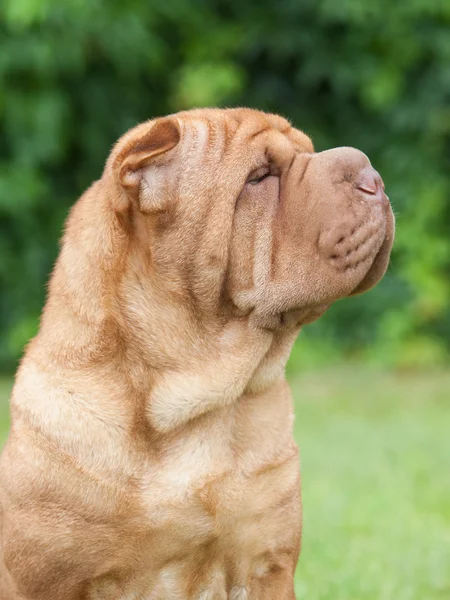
248;173;270;185
246;166;271;185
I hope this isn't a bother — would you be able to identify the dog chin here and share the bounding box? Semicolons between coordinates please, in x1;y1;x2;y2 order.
250;303;331;332
286;304;331;328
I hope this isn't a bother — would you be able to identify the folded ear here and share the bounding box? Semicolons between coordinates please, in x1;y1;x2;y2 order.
111;118;180;213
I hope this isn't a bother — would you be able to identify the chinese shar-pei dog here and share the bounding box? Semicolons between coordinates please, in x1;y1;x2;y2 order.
0;108;394;600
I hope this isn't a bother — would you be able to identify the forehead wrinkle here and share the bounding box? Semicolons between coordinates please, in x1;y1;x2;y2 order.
205;118;228;161
180;117;229;166
242;118;295;153
191;119;210;157
220;116;274;163
176;120;209;175
288;127;314;153
248;125;273;141
221;116;243;157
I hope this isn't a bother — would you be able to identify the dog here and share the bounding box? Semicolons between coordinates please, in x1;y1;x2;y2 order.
0;108;394;599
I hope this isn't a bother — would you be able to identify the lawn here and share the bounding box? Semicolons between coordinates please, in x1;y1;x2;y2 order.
0;370;449;599
292;368;450;599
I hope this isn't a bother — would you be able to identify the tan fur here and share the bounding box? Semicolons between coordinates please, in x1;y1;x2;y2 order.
0;108;394;599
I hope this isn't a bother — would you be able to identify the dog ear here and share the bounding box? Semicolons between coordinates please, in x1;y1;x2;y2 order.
112;118;180;213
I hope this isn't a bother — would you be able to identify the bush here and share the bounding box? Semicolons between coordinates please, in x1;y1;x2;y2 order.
1;0;449;371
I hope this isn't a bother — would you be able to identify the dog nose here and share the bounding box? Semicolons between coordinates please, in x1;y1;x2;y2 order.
356;167;385;198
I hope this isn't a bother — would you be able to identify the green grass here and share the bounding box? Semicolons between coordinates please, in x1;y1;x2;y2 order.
0;370;449;599
292;368;450;599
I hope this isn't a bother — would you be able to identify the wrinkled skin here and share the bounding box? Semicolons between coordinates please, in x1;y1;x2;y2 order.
227;136;393;328
0;109;394;600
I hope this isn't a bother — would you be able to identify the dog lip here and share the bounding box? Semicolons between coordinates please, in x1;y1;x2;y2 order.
319;215;385;264
349;224;393;296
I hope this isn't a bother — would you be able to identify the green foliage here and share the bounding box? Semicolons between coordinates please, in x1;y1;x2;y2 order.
0;0;449;370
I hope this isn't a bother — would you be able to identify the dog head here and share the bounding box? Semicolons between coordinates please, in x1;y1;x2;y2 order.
107;108;394;332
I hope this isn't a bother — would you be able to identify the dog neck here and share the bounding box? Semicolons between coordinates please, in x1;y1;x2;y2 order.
32;180;299;435
117;247;301;433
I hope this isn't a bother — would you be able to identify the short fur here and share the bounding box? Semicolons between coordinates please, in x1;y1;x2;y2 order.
0;108;394;599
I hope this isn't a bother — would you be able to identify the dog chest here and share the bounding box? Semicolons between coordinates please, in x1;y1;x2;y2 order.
128;419;300;598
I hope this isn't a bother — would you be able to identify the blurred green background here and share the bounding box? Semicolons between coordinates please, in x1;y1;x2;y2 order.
1;0;450;370
0;1;449;598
